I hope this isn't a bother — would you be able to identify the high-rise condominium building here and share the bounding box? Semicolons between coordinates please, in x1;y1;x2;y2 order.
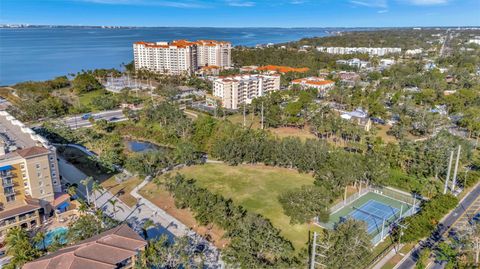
213;74;280;109
133;40;231;75
0;112;61;237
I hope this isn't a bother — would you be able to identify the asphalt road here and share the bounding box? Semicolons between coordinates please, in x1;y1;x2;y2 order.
62;109;127;129
396;183;480;269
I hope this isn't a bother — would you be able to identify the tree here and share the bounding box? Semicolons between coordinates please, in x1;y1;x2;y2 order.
48;234;65;253
72;73;102;94
80;176;93;205
91;181;103;209
4;227;40;269
142;219;155;239
67;214;103;243
67;185;77;198
138;235;197;269
109;199;118;219
436;242;459;269
279;185;331;224
33;231;47;252
322;219;372;269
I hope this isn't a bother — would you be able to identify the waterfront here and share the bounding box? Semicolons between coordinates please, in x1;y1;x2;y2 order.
0;27;331;85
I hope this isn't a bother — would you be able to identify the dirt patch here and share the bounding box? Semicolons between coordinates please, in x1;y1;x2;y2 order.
269;126;317;141
101;176;143;207
140;183;229;249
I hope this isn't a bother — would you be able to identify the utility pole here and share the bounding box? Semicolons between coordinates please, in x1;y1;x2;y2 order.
451;145;461;192
261;101;264;130
310;232;317;269
444;150;454;194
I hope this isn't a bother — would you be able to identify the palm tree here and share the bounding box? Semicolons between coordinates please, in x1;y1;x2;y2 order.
67;185;77;198
80;176;93;205
91;181;103;210
142;219;155;239
109;199;118;219
33;231;47;252
5;227;39;268
78;199;89;215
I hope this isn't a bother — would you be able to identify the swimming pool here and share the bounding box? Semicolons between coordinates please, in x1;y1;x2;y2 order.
36;227;68;249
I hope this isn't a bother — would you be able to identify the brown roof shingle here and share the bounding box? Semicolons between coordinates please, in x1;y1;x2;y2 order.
23;224;147;269
16;146;50;158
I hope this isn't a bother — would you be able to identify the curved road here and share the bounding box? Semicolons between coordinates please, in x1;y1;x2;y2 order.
396;183;480;269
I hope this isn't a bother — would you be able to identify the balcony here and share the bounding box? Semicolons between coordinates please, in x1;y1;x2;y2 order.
4;188;15;196
2;179;13;188
0;171;12;179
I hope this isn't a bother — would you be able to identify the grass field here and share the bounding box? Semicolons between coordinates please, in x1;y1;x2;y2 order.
78;89;111;110
154;163;321;251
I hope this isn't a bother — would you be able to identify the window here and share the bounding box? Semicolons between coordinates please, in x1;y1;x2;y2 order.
36;164;41;169
40;189;44;195
6;196;15;203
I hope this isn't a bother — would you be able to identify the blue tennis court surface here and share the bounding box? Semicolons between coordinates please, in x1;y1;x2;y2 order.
348;200;399;234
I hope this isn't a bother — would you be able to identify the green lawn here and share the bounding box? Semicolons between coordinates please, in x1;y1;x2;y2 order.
78;89;111;110
161;163;321;251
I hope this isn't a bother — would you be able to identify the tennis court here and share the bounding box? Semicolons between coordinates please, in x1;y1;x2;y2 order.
315;189;420;245
348;200;399;234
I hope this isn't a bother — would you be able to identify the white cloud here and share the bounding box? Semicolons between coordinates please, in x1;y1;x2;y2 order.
349;0;388;8
78;0;207;8
225;0;256;7
289;0;308;4
378;9;388;13
402;0;450;5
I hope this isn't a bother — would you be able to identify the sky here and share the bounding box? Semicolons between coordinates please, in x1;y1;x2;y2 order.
1;0;479;27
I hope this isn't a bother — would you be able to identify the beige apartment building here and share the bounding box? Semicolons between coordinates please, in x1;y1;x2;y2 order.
0;112;62;238
133;39;231;75
213;74;280;109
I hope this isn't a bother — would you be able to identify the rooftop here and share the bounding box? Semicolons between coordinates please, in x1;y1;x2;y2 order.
23;224;147;269
257;65;309;73
135;39;230;49
0;197;41;220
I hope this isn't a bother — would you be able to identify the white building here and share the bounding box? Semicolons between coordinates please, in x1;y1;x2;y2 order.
380;59;395;68
291;77;335;92
468;38;480;45
133;40;231;75
316;46;401;56
336;58;370;69
405;49;423;55
213;74;280;109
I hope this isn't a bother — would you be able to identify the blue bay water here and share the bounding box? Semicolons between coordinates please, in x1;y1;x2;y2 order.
0;27;330;85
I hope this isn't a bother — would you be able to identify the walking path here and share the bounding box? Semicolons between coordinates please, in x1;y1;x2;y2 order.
93;176;224;268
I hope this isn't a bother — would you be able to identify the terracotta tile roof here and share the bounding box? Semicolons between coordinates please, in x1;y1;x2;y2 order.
23;224;147;269
304;80;335;86
135;39;230;49
16;146;49;158
257;65;309;73
52;193;71;208
292;77;335;86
